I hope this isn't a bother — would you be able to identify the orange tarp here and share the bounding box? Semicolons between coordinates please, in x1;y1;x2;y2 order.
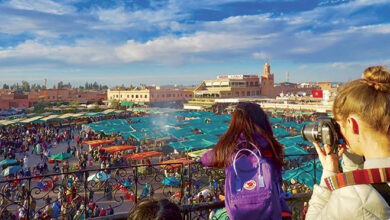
160;158;194;169
124;151;163;160
100;145;136;154
81;140;114;147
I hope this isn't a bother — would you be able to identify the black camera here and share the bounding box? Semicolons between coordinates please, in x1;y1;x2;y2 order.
301;116;344;154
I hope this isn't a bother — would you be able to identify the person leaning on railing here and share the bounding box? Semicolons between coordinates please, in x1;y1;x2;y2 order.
306;66;390;219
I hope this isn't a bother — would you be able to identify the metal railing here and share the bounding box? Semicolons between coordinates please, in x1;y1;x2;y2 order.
179;193;312;220
0;153;319;219
0;162;187;219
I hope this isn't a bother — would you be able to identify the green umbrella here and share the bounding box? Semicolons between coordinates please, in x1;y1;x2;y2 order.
50;153;72;161
1;165;22;176
0;159;17;166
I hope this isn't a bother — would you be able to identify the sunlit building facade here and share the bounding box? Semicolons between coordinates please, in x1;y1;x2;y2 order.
193;75;261;99
107;86;193;106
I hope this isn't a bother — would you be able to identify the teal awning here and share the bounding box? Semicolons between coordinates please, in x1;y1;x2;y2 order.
121;102;134;107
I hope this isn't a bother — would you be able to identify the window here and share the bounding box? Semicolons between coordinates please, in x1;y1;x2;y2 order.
251;91;255;96
157;95;159;98
140;95;143;98
162;94;165;98
173;94;175;97
53;96;55;99
256;91;260;95
120;95;122;98
250;82;254;87
235;92;239;96
241;91;245;96
145;95;147;98
127;95;129;98
246;82;249;87
255;82;259;86
136;95;139;98
247;91;250;96
185;94;187;97
189;94;192;97
131;95;134;98
116;95;118;98
151;95;154;98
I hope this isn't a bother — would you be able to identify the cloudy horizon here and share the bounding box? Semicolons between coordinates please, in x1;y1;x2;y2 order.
0;0;389;87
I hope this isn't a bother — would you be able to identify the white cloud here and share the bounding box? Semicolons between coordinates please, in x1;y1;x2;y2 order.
92;2;187;30
115;32;268;64
0;0;388;68
0;15;38;34
6;0;75;15
0;40;117;64
252;52;269;60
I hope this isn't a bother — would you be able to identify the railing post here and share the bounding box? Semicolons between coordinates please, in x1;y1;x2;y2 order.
84;170;88;219
313;154;317;185
135;166;138;204
180;163;184;205
187;163;192;220
188;164;192;194
27;178;31;220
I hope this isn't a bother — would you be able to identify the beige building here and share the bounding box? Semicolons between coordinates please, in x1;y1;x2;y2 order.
193;75;261;99
317;82;332;91
107;86;193;105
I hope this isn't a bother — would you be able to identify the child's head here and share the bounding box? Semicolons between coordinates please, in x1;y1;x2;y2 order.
212;102;283;167
235;102;273;134
128;199;182;220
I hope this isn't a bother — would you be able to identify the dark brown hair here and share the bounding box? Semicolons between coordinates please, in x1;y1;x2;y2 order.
128;199;182;220
210;102;284;168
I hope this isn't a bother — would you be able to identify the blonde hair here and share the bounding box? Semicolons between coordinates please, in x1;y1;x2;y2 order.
333;66;390;134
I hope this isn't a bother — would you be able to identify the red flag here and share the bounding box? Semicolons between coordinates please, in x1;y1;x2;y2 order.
312;89;323;98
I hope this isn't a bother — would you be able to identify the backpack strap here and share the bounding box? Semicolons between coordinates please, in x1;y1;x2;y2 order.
236;139;274;158
232;146;265;189
371;183;390;206
324;168;390;191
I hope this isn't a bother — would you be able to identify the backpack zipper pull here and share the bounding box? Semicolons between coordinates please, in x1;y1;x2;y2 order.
258;175;265;188
236;178;242;192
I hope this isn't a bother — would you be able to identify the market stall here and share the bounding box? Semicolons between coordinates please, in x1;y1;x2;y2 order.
160;158;194;169
123;151;162;160
100;145;136;154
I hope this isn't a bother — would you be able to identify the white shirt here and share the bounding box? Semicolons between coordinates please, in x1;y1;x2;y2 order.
306;152;390;220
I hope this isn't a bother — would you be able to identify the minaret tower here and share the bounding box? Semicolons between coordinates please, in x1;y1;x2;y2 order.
260;62;275;97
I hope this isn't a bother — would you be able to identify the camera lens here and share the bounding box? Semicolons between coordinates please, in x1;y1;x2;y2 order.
301;123;319;143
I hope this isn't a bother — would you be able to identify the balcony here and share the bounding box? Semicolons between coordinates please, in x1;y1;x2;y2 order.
0;154;317;219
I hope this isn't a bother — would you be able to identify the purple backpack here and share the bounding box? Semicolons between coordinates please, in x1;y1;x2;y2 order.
225;144;288;220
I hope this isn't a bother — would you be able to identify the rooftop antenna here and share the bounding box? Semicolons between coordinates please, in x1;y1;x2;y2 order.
286;72;289;83
44;78;47;89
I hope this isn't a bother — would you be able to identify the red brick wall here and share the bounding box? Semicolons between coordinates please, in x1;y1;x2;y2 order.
0;100;10;110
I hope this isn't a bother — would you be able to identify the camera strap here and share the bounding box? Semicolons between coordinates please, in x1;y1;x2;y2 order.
371;183;390;206
324;168;390;191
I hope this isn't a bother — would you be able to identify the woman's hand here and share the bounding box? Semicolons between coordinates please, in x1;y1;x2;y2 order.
313;142;346;173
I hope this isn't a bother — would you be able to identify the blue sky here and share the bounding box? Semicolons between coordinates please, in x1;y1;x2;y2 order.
0;0;389;87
